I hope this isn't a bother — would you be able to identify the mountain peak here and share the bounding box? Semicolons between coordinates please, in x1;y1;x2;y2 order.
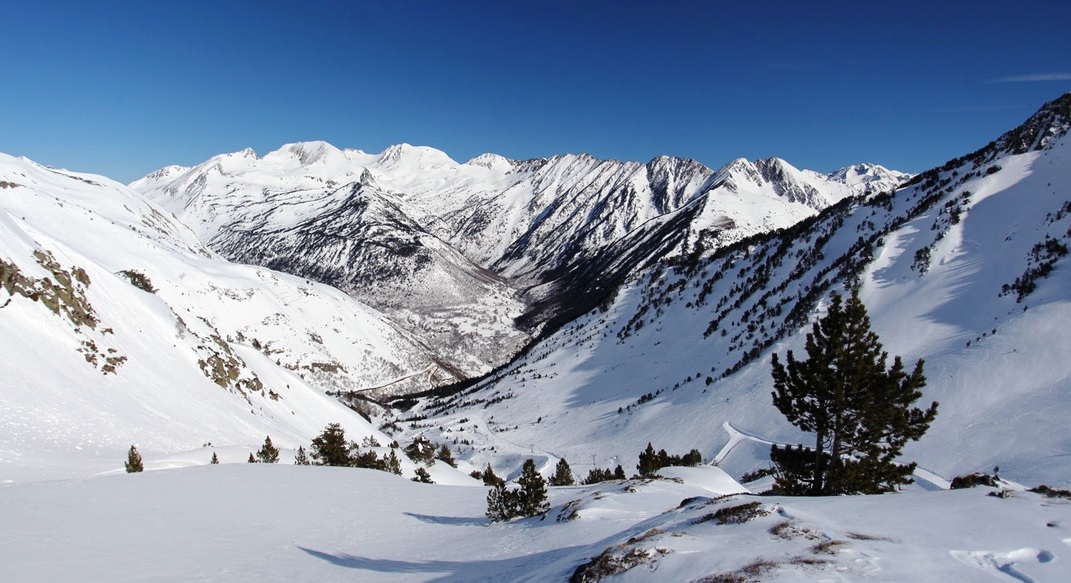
140;164;191;182
825;163;911;194
377;143;456;168
464;153;514;172
993;92;1071;156
212;147;258;162
272;141;343;166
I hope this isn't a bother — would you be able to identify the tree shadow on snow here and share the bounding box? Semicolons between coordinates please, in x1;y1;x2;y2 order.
403;512;489;526
298;545;584;582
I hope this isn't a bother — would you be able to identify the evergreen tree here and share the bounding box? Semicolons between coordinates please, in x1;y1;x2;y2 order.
124;445;144;473
412;467;434;483
613;465;626;480
351;447;382;470
549;457;575;486
770;290;938;495
485;483;517;522
637;443;660;477
515;458;549;517
310;423;352;466
210;452;219;465
480;463;504;486
436;444;457;467
681;449;703;466
256;435;280;463
404;436;436;465
247;453;256;463
581;467;612;485
293;445;311;465
385;449;402;475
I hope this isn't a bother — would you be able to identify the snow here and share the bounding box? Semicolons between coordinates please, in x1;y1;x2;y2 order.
0;152;425;483
2;464;1068;582
3;95;1070;580
391;111;1071;491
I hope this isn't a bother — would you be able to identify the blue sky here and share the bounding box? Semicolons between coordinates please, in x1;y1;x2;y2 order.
2;0;1069;183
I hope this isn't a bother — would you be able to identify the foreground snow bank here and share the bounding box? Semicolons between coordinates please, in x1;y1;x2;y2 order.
2;464;1069;582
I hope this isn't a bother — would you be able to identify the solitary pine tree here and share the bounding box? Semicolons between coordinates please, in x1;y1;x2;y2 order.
549;457;575;486
125;445;144;473
310;423;352;466
770;290;938;495
247;452;256;463
256;435;280;463
516;458;549;516
210;452;219;464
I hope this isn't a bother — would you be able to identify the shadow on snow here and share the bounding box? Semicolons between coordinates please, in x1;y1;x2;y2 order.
298;545;584;582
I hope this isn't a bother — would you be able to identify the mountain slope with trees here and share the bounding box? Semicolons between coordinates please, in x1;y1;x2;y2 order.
396;93;1071;488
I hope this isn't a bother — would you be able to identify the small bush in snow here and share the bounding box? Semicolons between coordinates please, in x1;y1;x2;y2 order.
412;467;434;484
119;269;156;293
124;445;144;473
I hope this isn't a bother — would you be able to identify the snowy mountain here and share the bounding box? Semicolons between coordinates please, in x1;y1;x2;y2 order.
4;93;1071;583
392;92;1071;489
134;142;906;382
0;152;449;481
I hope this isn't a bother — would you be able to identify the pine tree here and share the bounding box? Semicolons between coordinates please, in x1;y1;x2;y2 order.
770;290;938;495
256;435;280;463
637;443;660;477
210;452;219;464
515;458;549;517
480;463;504;486
613;465;626;480
436;444;457;468
124;445;144;473
293;445;311;465
386;448;402;475
549;457;575;486
404;436;435;465
310;423;352;466
682;449;703;466
581;467;612;485
247;452;256;463
412;467;434;483
485;483;517;522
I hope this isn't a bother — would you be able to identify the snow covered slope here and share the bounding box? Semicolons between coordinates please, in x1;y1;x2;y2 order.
397;93;1071;488
134;142;905;380
3;463;1068;582
0;153;439;482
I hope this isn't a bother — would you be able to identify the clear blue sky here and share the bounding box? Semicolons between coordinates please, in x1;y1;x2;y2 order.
3;0;1069;183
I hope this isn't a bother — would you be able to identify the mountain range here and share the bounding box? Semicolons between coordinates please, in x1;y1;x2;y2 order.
3;92;1071;582
2;95;1068;487
130;142;907;391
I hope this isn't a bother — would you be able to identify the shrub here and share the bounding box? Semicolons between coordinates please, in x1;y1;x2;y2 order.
124;445;144;473
256;435;280;463
949;472;998;489
119;269;156;293
412;467;434;483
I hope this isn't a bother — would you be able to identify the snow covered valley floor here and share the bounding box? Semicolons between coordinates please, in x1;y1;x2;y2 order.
3;463;1069;582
